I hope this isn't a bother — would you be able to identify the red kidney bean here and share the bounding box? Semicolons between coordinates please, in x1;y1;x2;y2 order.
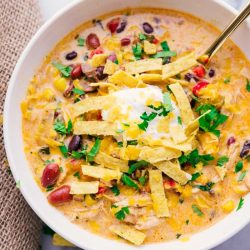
86;33;100;49
143;22;154;34
68;135;82;152
70;64;82;79
121;37;131;46
192;81;209;96
97;186;106;194
116;20;127;33
227;136;236;146
83;85;98;93
47;185;73;205
65;51;77;60
107;17;120;33
41;163;60;188
193;65;206;78
96;66;108;80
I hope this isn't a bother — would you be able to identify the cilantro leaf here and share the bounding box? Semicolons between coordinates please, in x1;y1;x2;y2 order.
161;41;170;51
235;160;243;173
246;79;250;92
117;140;138;147
54;119;73;135
192;204;204;216
217;156;229;167
115;206;130;220
87;138;101;162
77;37;85;47
121;174;138;189
111;185;120;196
162;92;173;112
191;172;201;181
196;182;214;191
59;144;68;158
137;120;148;131
236;197;244;211
132;44;143;60
179;149;214;168
73;88;85;95
224;77;231;83
139;176;147;186
152;50;177;58
138;33;147;41
73;171;81;179
196;104;228;137
52;62;72;78
128;160;148;174
137;111;157;131
177;116;182;125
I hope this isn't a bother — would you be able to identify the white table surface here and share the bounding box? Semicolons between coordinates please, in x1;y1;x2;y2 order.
39;0;249;249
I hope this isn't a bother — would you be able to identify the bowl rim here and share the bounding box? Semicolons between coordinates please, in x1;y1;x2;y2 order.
3;0;250;249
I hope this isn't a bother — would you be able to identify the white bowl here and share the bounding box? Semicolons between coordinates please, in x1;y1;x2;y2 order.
4;0;250;249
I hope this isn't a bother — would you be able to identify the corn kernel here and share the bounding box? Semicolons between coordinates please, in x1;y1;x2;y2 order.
53;77;67;92
222;200;235;213
143;40;157;55
85;194;98;206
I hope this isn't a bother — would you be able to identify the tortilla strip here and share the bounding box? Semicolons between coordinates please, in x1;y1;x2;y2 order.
81;165;121;181
149;170;170;217
154;160;191;185
169;83;194;125
52;234;75;247
109;224;146;245
69;96;114;119
74;121;117;136
169;125;187;144
139;73;168;84
139;146;181;163
109;70;138;87
95;151;129;172
162;52;197;79
70;181;99;194
125;58;163;75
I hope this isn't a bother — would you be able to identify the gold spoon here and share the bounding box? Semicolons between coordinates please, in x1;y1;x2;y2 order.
200;1;250;63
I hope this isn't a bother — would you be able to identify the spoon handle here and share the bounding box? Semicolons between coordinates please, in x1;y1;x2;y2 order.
205;1;250;59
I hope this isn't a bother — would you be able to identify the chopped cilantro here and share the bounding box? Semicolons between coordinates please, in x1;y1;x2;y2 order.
139;176;147;186
139;33;147;41
116;129;124;134
132;44;143;60
137;111;157;131
138;120;148;131
87;138;101;162
77;37;85;46
235;160;243;173
192;204;204;216
196;182;214;192
196;104;228;137
224;77;231;83
246;79;250;92
59;144;68;158
114;59;119;64
162;92;173;111
115;206;130;220
236;197;244;211
121;174;138;189
111;185;120;196
128;160;148;174
53;119;73;135
161;41;170;51
217;156;229;167
52;62;72;78
72;88;85;95
73;171;81;179
191;172;201;181
179;149;214;168
177;116;182;125
238;170;247;182
117;140;138;147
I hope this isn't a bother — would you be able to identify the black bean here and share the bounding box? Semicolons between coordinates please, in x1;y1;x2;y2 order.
208;69;215;78
96;66;108;80
68;135;82;152
240;140;250;158
65;51;77;60
143;22;154;34
227;136;236;146
116;20;127;33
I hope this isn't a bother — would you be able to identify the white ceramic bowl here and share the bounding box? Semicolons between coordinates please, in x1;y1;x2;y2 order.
4;0;250;249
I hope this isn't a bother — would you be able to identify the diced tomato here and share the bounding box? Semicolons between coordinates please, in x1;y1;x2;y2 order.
152;38;159;44
192;81;209;96
168;179;176;187
163;179;176;189
89;48;104;58
97;186;106;194
192;65;206;78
